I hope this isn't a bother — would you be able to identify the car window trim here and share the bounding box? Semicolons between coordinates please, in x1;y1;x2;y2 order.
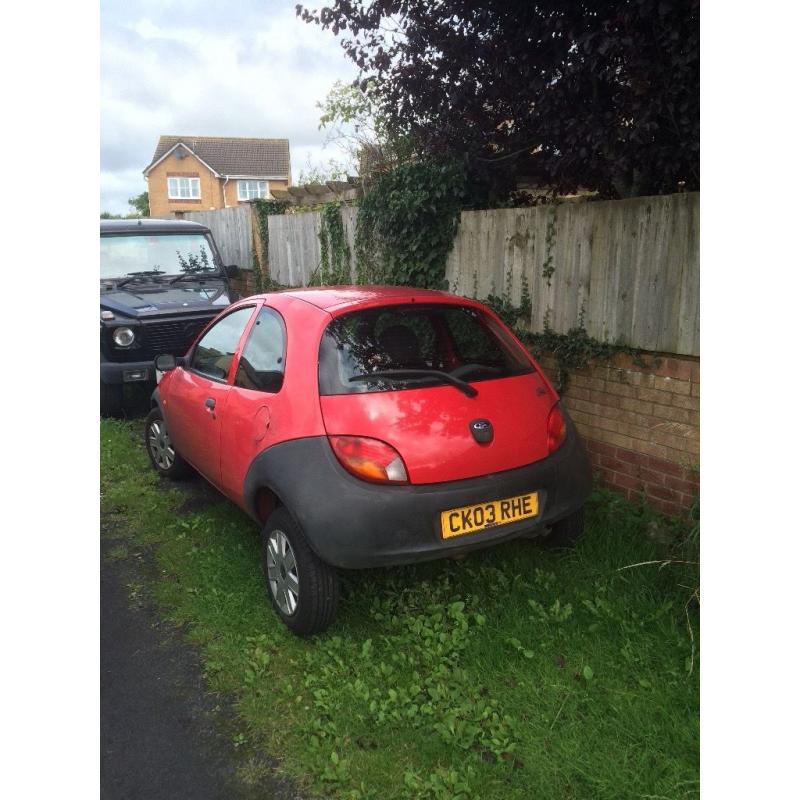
185;303;259;385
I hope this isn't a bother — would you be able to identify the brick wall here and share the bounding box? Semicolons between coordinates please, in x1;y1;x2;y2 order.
536;352;699;517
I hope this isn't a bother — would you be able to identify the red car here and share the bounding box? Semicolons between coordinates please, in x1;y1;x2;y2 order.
145;287;591;635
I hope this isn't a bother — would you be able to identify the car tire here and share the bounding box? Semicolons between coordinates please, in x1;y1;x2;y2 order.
260;507;338;636
544;506;585;548
100;381;124;418
144;408;192;480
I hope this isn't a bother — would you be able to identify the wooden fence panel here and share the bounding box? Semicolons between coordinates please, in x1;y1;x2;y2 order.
266;205;361;286
267;212;321;286
341;205;359;282
445;192;699;356
184;206;253;269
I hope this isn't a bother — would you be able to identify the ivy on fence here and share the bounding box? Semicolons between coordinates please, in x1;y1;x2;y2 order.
249;199;288;291
314;202;351;285
542;206;557;285
477;272;641;393
355;158;467;289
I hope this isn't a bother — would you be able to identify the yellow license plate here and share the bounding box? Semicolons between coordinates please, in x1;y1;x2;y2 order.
440;491;539;539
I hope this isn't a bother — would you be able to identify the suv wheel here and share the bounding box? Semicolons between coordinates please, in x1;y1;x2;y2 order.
144;408;191;479
544;507;585;548
261;507;338;636
100;381;123;417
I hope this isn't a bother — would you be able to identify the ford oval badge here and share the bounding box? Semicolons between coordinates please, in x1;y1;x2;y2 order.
470;419;493;444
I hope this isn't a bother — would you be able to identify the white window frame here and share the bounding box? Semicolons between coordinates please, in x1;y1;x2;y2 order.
237;179;270;201
167;176;201;200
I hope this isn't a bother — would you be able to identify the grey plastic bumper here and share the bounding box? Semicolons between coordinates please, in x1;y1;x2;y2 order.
243;415;592;569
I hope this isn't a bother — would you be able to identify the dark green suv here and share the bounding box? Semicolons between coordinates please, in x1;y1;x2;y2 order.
100;218;239;416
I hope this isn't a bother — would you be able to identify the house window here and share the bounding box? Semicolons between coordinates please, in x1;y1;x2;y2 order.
237;180;269;200
168;176;200;199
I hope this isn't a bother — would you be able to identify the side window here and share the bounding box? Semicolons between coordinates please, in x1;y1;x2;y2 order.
234;307;286;393
191;307;255;381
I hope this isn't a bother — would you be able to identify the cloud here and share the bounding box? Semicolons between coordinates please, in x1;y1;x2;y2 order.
101;0;358;213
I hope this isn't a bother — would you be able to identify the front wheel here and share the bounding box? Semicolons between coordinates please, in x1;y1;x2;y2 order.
144;408;191;480
261;507;338;636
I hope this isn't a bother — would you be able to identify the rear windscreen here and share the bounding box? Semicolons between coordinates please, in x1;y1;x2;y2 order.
318;304;533;395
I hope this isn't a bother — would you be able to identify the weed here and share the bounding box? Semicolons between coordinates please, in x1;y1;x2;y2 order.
232;732;248;749
236;756;273;787
105;543;129;561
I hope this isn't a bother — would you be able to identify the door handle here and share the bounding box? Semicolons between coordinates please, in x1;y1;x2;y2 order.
205;397;216;418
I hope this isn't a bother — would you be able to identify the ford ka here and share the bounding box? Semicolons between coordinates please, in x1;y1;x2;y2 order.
145;287;591;635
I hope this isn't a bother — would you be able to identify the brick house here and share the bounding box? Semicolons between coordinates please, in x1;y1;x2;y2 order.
143;135;291;218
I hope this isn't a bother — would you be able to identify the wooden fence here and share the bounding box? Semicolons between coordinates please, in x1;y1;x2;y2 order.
184;206;254;270
266;207;359;287
186;192;699;357
446;192;699;356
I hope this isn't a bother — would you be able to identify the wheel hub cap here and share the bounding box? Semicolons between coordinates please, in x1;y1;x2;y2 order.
147;419;175;470
266;530;299;616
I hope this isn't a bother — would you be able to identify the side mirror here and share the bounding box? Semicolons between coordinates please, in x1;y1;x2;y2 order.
155;353;182;372
224;264;240;278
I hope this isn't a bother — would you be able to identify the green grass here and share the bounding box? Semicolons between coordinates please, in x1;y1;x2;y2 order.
101;418;699;800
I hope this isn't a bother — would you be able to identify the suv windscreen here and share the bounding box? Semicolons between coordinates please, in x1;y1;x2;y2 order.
100;233;220;280
318;304;533;395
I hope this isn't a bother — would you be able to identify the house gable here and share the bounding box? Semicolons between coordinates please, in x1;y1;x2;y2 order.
143;142;220;178
146;150;223;218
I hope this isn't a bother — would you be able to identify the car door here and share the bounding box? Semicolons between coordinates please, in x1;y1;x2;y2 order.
166;305;256;488
219;304;288;505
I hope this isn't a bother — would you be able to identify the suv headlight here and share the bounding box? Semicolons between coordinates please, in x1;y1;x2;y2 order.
113;327;135;347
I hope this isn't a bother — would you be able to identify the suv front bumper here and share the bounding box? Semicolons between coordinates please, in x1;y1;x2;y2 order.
100;359;154;385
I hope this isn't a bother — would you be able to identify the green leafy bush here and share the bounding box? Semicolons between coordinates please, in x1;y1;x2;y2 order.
355;158;467;288
315;201;352;285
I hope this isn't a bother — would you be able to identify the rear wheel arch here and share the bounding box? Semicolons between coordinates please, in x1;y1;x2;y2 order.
254;486;282;525
242;441;305;523
242;438;340;562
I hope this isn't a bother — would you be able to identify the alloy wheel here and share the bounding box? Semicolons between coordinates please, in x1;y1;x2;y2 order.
147;419;175;470
266;529;300;616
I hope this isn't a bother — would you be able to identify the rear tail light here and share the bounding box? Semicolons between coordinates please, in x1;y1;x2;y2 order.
329;436;409;484
547;404;567;453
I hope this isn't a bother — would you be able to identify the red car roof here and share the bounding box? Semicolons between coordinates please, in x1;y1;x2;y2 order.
268;285;480;314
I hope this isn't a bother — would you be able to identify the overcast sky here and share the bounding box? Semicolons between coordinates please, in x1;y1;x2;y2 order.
101;0;359;214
